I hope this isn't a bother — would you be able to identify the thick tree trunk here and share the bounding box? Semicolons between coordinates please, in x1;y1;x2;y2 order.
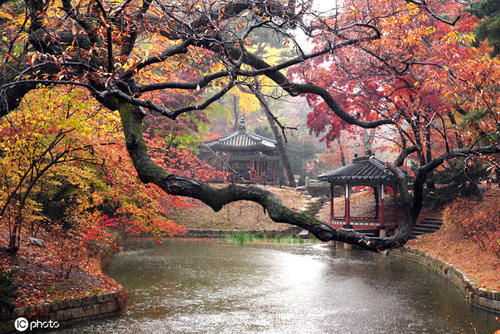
337;137;346;166
424;126;435;190
232;95;240;131
447;112;464;149
362;129;376;154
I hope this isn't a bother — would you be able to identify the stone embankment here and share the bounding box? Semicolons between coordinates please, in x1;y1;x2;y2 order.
391;248;500;314
0;288;126;333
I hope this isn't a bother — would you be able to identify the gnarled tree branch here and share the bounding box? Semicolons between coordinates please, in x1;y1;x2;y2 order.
116;100;411;252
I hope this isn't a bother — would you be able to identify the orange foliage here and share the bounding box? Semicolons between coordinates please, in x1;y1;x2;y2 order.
442;188;500;259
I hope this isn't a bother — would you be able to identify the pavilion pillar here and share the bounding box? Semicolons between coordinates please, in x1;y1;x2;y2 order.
256;159;261;183
275;161;279;185
378;184;385;227
249;159;253;182
259;159;263;179
272;161;276;185
330;183;334;222
264;160;268;184
344;184;351;228
262;161;265;185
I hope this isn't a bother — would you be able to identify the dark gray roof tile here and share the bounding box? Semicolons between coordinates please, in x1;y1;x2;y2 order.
200;120;277;153
318;156;397;186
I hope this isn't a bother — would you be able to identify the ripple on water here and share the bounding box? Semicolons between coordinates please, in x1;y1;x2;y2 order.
54;240;498;334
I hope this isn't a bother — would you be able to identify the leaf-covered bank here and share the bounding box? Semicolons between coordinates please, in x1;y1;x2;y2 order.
0;225;121;310
407;188;499;291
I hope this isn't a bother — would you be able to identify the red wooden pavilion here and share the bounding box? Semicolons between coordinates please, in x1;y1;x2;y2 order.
318;155;402;235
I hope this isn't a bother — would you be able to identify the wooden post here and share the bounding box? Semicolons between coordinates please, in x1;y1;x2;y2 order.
275;160;279;185
259;159;263;180
379;184;385;227
257;159;261;183
345;184;350;227
275;161;278;185
330;183;334;223
272;161;276;185
249;159;253;182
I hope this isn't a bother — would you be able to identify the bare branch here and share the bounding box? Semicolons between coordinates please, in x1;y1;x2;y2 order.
168;81;236;118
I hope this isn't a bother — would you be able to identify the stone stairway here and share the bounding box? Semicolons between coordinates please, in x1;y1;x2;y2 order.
296;195;329;238
410;218;443;239
300;195;328;216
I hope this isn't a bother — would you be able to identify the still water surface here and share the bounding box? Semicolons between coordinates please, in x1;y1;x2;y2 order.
61;239;498;333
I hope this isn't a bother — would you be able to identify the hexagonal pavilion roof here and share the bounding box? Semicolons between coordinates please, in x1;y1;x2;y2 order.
318;156;398;186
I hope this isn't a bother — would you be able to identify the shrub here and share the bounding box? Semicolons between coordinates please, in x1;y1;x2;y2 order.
413;158;489;209
442;189;500;259
0;269;18;313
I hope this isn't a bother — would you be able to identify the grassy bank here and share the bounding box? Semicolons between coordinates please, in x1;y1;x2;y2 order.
224;231;315;245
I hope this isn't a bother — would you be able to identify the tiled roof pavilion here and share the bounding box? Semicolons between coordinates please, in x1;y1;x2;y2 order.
318;156;398;186
200;118;278;155
318;155;403;234
199;117;281;184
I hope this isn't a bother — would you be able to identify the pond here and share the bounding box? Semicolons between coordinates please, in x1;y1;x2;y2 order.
59;239;498;333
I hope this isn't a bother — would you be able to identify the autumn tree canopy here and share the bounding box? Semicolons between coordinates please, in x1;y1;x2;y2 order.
0;0;498;251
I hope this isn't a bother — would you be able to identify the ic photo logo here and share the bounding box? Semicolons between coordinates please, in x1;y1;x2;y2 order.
14;317;60;332
14;317;28;332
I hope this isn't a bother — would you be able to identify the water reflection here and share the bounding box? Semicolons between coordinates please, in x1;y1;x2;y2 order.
57;240;498;334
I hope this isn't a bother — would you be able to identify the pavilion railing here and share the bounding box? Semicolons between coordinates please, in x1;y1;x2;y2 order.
329;217;398;230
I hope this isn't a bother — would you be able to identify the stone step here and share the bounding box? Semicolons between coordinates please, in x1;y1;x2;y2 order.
413;225;440;232
420;219;443;225
417;220;443;226
409;218;443;239
413;225;441;231
420;219;443;224
422;218;443;222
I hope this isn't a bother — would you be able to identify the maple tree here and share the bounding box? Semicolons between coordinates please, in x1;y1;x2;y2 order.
0;87;109;253
0;86;222;256
292;0;499;213
0;0;498;252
